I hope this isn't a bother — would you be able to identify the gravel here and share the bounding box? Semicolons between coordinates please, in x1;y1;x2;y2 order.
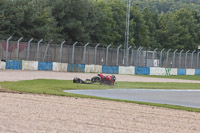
0;70;200;133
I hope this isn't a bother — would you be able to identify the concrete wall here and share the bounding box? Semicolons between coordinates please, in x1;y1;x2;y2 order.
177;69;186;75
195;69;200;75
6;60;22;70
38;62;53;71
0;61;6;69
135;67;150;75
102;66;119;74
186;69;195;75
119;66;135;75
2;59;200;76
85;65;102;73
67;64;85;72
22;60;38;71
150;67;166;75
53;62;68;72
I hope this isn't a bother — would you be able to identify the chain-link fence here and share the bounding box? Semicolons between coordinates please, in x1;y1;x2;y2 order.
0;39;200;69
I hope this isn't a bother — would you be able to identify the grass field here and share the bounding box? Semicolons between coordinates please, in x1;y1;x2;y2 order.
139;75;200;81
1;79;200;112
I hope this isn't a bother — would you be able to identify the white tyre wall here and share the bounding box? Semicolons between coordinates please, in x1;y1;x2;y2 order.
150;67;166;75
22;60;38;71
119;66;135;75
53;62;68;72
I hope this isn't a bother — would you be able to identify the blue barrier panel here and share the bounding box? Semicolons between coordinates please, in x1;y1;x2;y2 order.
38;62;53;71
102;66;119;74
6;60;22;70
67;64;85;72
195;69;200;75
177;69;186;75
135;67;150;75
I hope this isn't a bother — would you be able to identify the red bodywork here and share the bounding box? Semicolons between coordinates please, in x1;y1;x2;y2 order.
98;73;116;85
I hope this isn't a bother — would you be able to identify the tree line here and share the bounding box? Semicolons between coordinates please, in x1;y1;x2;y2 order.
0;0;200;50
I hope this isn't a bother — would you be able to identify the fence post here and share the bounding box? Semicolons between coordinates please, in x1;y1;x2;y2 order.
136;47;141;66
159;48;165;67
71;42;78;64
126;46;132;66
152;48;158;67
94;43;100;64
5;36;12;61
197;51;200;69
36;39;43;61
178;50;184;68
166;49;171;68
16;37;23;60
116;45;122;66
185;50;190;68
106;44;112;65
43;40;53;62
191;50;196;68
138;47;143;66
60;41;66;63
172;49;178;68
26;38;33;60
131;48;134;66
82;42;89;64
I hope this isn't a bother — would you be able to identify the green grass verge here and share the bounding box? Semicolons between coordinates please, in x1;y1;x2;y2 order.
1;79;200;112
138;75;200;81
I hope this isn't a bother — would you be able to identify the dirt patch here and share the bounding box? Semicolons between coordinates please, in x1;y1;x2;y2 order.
0;70;200;132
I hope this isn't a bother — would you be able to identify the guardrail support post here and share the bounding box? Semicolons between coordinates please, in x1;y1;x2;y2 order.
185;50;190;68
166;49;171;68
191;50;196;68
71;42;78;64
5;36;12;61
178;50;184;68
152;48;158;67
94;43;100;64
126;46;132;66
159;48;165;67
106;44;112;65
36;39;43;61
82;42;89;64
17;37;23;60
60;41;66;63
116;45;122;66
197;52;200;69
172;49;178;68
27;38;33;60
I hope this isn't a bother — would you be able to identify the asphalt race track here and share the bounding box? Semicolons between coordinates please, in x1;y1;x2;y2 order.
65;89;200;108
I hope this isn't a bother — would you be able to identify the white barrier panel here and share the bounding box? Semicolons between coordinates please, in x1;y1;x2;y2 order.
85;65;102;73
170;68;177;75
150;67;166;75
0;61;6;69
119;66;135;75
186;69;195;75
22;60;38;70
53;62;68;72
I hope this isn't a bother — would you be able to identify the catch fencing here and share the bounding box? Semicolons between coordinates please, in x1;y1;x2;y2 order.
0;37;200;69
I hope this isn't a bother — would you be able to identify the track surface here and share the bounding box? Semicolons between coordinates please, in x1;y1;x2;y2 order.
0;70;200;133
66;89;200;108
